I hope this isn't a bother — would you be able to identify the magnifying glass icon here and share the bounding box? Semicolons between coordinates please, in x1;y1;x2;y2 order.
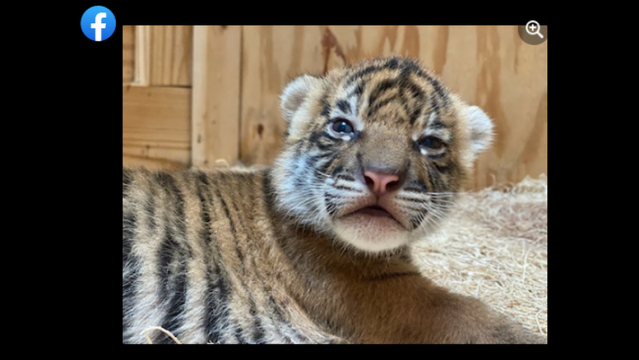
526;20;544;38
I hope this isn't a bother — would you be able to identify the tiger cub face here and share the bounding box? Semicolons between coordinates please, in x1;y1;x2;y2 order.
272;56;493;254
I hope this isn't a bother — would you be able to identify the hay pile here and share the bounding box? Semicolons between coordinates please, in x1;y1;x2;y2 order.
410;175;548;337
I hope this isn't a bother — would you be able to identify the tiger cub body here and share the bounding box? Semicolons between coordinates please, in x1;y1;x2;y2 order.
123;56;545;344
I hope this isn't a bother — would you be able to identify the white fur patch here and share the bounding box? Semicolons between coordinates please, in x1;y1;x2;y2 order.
465;105;494;154
280;75;319;123
333;214;411;253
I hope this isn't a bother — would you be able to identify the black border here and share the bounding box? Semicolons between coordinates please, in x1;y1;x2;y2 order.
70;2;552;350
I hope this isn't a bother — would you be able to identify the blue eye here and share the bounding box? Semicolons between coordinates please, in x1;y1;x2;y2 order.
331;118;354;134
419;136;444;150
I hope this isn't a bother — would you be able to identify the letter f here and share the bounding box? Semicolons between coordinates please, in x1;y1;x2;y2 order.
91;13;107;41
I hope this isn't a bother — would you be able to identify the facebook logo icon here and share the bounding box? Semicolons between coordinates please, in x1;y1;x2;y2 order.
81;6;116;41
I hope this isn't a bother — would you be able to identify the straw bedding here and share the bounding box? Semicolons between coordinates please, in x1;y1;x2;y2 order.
410;175;548;338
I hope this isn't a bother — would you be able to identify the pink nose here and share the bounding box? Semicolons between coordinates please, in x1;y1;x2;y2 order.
364;171;401;197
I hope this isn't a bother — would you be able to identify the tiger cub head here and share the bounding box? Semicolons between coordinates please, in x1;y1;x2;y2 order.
271;56;493;254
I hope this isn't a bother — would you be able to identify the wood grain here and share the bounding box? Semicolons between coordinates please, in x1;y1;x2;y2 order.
191;26;241;168
123;85;191;167
123;26;134;84
240;26;323;165
239;26;547;189
149;26;192;86
123;154;187;170
134;26;150;85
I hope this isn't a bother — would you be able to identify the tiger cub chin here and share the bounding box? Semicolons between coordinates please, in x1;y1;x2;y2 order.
123;56;546;344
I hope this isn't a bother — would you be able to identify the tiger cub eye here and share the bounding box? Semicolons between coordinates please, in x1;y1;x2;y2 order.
331;118;354;134
418;136;444;150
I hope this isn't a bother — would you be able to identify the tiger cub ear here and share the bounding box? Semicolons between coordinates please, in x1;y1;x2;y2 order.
464;105;494;157
280;75;321;124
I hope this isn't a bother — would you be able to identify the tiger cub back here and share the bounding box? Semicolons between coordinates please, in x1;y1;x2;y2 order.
123;168;342;343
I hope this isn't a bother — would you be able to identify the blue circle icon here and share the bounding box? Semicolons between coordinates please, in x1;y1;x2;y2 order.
81;6;116;41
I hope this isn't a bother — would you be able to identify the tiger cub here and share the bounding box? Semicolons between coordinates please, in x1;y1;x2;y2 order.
123;56;545;344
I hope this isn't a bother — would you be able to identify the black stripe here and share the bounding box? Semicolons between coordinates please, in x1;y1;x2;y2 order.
313;161;335;181
347;82;364;99
317;155;337;178
355;152;364;177
267;295;298;343
196;173;225;343
308;131;320;147
197;173;234;344
154;172;191;343
427;152;447;160
335;99;350;114
402;81;427;125
122;211;138;336
216;180;242;266
404;180;429;193
309;152;333;162
418;73;448;105
316;141;334;151
233;324;246;343
399;58;422;77
403;205;429;213
122;169;132;195
396;196;427;204
411;213;426;229
122;211;136;264
385;57;399;69
428;76;448;104
336;174;355;182
325;195;338;216
408;104;423;126
393;58;448;107
334;185;361;192
213;177;234;236
427;166;446;194
428;94;442;122
160;172;187;236
249;302;265;343
320;94;331;118
321;131;339;142
158;239;188;344
429;119;445;129
330;165;344;178
145;177;157;232
367;93;401;118
205;262;227;343
195;173;213;245
433;163;450;173
345;65;383;87
403;78;426;100
368;79;397;111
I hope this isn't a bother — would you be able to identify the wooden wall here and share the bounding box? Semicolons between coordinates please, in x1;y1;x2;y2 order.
123;26;547;189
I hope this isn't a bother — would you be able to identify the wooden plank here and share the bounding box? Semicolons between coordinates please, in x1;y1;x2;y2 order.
123;85;191;166
149;26;193;87
466;26;547;190
190;26;241;168
240;26;324;165
239;26;547;189
123;26;134;84
134;26;150;86
123;154;187;170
